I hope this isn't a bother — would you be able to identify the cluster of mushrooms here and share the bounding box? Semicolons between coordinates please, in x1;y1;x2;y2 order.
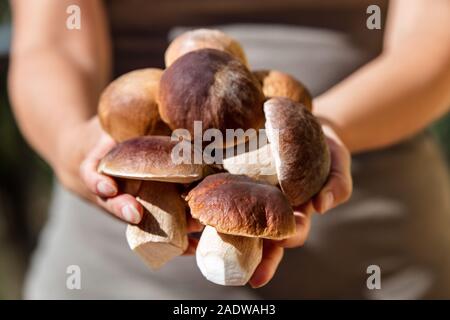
97;29;330;286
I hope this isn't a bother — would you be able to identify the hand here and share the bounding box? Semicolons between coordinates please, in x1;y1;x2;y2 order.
53;116;143;223
63;118;202;242
79;126;146;224
248;124;353;288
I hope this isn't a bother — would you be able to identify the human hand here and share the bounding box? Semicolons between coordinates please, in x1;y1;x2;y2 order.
56;117;203;240
248;124;353;288
52;116;142;223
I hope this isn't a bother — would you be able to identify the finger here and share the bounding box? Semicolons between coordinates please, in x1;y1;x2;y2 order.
182;237;199;256
186;216;204;233
276;211;312;248
292;201;315;216
248;241;284;289
314;134;352;214
96;193;143;224
80;135;118;198
81;157;118;197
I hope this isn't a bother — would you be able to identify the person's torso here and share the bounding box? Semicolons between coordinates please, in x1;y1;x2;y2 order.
106;0;388;75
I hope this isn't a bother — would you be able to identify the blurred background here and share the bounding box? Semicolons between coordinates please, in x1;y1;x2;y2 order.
0;0;449;299
1;1;53;299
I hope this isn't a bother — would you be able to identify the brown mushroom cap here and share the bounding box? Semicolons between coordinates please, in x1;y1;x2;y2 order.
186;173;295;240
264;97;330;206
98;68;166;142
254;70;313;111
159;49;265;145
165;29;248;67
98;136;204;183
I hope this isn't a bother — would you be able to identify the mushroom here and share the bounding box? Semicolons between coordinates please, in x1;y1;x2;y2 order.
98;135;206;268
123;180;188;269
223;97;330;206
187;173;296;286
165;29;248;68
158;48;265;147
253;70;313;111
98;68;171;142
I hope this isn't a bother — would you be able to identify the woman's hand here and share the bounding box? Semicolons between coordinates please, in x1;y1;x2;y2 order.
52;117;143;224
79;127;148;224
248;124;353;288
56;117;203;247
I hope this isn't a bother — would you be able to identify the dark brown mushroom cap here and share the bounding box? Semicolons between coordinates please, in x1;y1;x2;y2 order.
264;97;330;206
186;173;295;240
98;136;204;183
165;29;248;67
158;49;265;145
98;68;165;142
254;70;313;111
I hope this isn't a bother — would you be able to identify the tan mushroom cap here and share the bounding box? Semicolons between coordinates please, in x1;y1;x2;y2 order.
98;136;204;183
187;173;295;240
165;29;248;68
254;70;313;111
159;49;265;145
98;68;167;142
264;97;330;206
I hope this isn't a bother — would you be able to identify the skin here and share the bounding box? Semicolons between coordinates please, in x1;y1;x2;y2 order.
8;0;450;288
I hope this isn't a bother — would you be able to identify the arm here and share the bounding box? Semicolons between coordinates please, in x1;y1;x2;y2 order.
250;0;450;288
9;0;110;167
8;0;143;223
314;0;450;153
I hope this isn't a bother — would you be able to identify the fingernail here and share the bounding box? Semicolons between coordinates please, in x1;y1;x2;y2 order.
322;192;334;213
249;273;265;289
121;205;141;224
249;279;264;289
97;181;117;197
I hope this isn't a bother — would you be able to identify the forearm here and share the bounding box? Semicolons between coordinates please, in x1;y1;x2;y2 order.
8;0;111;172
314;0;450;154
314;50;450;153
8;48;100;168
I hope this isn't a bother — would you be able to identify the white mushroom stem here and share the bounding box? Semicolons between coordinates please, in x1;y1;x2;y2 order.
222;143;278;185
126;181;188;269
196;226;263;286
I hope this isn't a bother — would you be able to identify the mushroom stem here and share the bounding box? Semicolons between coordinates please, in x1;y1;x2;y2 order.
222;143;278;185
196;226;263;286
126;181;188;269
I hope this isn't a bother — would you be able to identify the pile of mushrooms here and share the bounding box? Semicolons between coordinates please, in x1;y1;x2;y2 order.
97;29;330;285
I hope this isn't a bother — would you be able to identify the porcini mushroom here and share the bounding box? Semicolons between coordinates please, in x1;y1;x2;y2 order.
223;97;330;206
165;29;248;68
253;70;313;111
159;49;265;147
124;180;188;269
186;173;296;286
98;68;171;142
98;136;206;268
